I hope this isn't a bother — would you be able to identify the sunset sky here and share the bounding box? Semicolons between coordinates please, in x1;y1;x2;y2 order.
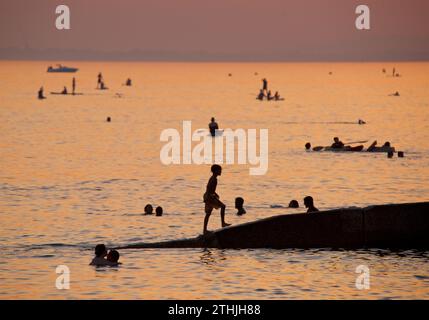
1;0;429;61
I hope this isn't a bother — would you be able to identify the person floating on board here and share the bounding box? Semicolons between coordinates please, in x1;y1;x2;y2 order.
235;197;246;216
331;137;345;149
208;117;219;137
304;196;319;213
72;77;76;95
203;164;231;234
61;86;68;95
38;86;46;100
97;72;103;89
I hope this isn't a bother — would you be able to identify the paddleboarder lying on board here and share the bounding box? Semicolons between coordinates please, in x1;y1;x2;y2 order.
304;196;319;213
331;137;345;149
203;164;231;234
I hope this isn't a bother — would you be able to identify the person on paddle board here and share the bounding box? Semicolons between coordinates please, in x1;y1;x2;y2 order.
203;165;231;235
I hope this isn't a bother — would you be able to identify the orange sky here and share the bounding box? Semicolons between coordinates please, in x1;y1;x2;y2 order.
1;0;429;61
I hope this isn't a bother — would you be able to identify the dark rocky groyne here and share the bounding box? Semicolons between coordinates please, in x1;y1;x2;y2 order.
118;201;429;250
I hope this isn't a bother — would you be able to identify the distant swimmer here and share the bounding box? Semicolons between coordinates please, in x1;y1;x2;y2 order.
235;197;246;216
106;249;121;265
331;137;345;149
61;86;68;95
97;72;103;89
90;244;119;266
389;91;400;96
257;89;265;101
155;206;163;216
288;200;299;208
358;119;366;125
209;117;219;137
382;68;386;73
144;204;154;215
262;78;268;92
304;196;319;213
38;86;46;99
305;142;312;150
72;77;76;94
267;90;273;101
203;164;231;234
125;78;132;86
274;91;281;101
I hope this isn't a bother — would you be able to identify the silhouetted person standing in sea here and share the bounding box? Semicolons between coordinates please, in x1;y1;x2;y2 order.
97;72;103;89
262;78;268;92
209;117;219;137
304;196;319;213
72;77;76;95
38;86;46;100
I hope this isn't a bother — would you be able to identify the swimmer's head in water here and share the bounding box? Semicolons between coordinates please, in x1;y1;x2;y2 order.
95;244;107;257
333;137;339;143
144;204;153;214
305;142;311;150
211;164;222;175
304;196;314;208
288;200;299;208
155;206;163;216
235;197;244;209
107;250;120;263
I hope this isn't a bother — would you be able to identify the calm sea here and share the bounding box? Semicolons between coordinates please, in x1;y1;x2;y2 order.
0;61;428;299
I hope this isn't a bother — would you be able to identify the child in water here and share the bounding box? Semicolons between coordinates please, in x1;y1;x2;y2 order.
107;250;121;265
235;197;246;216
203;164;231;234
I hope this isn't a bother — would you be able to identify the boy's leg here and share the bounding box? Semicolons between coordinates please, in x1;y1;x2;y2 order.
220;204;231;227
203;213;211;234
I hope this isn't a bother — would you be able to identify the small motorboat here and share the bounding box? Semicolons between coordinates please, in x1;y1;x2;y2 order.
47;64;78;73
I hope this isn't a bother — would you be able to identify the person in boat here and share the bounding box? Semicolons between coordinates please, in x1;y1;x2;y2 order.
262;78;268;92
304;196;319;213
288;200;299;208
267;90;273;101
126;78;132;86
331;137;345;149
144;204;154;215
72;77;76;95
274;91;281;101
155;206;163;217
257;89;265;101
61;86;68;94
235;197;246;216
38;87;46;99
97;72;103;89
203;164;231;235
209;117;219;137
